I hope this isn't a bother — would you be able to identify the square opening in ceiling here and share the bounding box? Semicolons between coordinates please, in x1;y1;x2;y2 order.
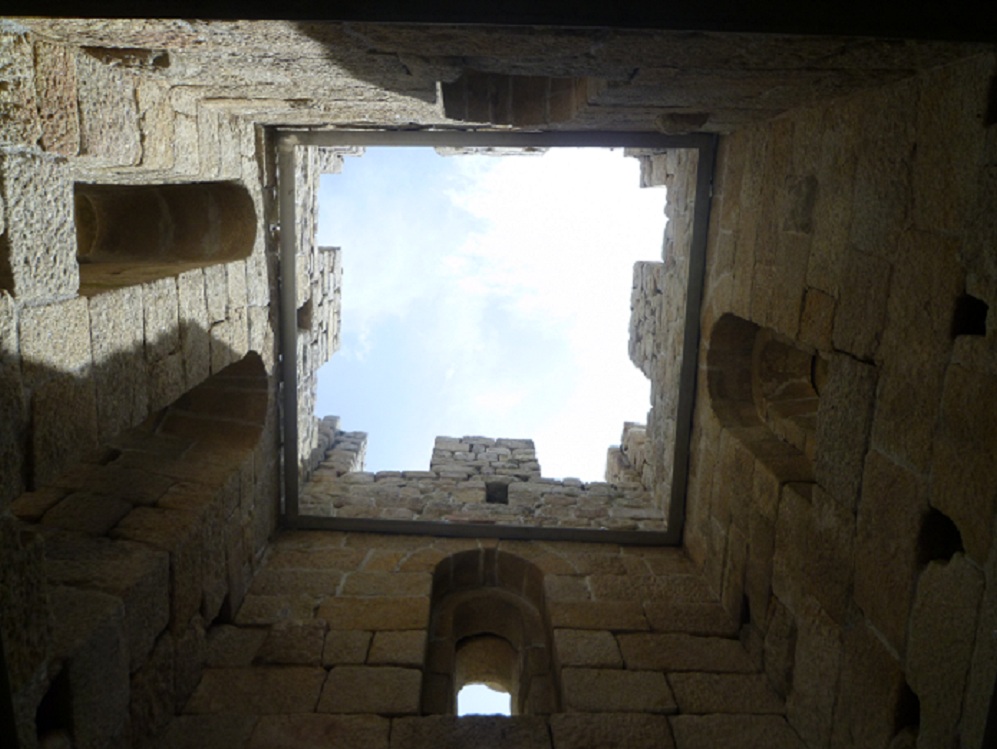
275;129;717;546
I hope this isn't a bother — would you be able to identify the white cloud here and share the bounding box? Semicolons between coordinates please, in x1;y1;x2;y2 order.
317;147;665;480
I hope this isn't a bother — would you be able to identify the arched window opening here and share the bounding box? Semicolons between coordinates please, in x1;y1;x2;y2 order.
454;633;518;715
422;549;560;716
457;683;512;717
74;181;256;293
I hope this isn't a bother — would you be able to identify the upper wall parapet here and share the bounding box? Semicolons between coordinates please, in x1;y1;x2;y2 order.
300;427;666;531
430;436;541;480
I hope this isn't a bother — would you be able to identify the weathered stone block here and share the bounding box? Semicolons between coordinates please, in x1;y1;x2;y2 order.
143;276;180;363
670;714;805;749
802;486;855;624
669;672;784;714
798;287;835;352
550;713;674;749
814;352;877;510
0;149;78;299
763;598;796;700
205;624;266;667
112;506;204;632
178;268;210;388
830;249;890;360
771;483;810;617
930;364;997;563
249;567;343;597
173;613;207;706
785;598;842;749
643;602;739;636
156;714;257;749
248;714;390;749
829;621;906;749
19;296;91;380
0;516;50;692
617;633;755;673
962;518;997;749
390;716;551;749
76;50;141;165
49;585;131;749
204;264;228;323
589;572;714;604
549;601;648;631
368;630;427;667
0;292;24;507
257;619;327;666
0;25;42;147
41;491;132;535
318;596;429;631
30;373;99;486
185;666;326;714
341;570;432;597
33;39;80;156
149;350;185;412
45;533;170;671
912;54;993;235
129;631;175;744
562;668;676;714
554;629;622;668
317;665;421;715
906;555;983;749
323;629;372;666
853;450;925;656
89;286;149;441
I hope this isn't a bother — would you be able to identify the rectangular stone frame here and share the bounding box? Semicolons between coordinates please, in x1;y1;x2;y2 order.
275;128;717;546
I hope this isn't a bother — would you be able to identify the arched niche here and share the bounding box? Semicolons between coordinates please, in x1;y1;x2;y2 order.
707;313;824;477
422;549;559;716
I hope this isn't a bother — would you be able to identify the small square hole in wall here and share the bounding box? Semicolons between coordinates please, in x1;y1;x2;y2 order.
485;482;509;504
951;293;988;338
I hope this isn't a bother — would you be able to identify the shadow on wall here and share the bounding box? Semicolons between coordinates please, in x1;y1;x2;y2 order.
0;321;279;749
291;22;613;126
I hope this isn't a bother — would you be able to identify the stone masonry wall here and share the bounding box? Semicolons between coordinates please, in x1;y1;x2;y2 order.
301;435;667;532
2;15;995;749
684;52;997;749
624;149;700;517
157;529;806;749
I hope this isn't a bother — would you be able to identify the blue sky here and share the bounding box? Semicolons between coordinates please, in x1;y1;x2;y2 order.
314;147;666;481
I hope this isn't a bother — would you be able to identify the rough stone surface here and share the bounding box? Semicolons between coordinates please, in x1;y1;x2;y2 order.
248;714;390;749
318;666;421;715
618;633;756;673
390;716;551;749
554;629;623;668
0;149;77;301
184;666;326;714
668;672;784;714
670;714;806;749
561;668;677;714
906;555;984;749
853;450;926;655
549;713;675;749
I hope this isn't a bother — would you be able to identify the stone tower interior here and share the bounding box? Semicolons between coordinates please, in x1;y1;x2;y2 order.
1;5;996;749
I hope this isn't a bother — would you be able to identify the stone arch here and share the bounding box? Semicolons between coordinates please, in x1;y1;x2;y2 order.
422;548;560;715
706;313;824;477
74;181;256;291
